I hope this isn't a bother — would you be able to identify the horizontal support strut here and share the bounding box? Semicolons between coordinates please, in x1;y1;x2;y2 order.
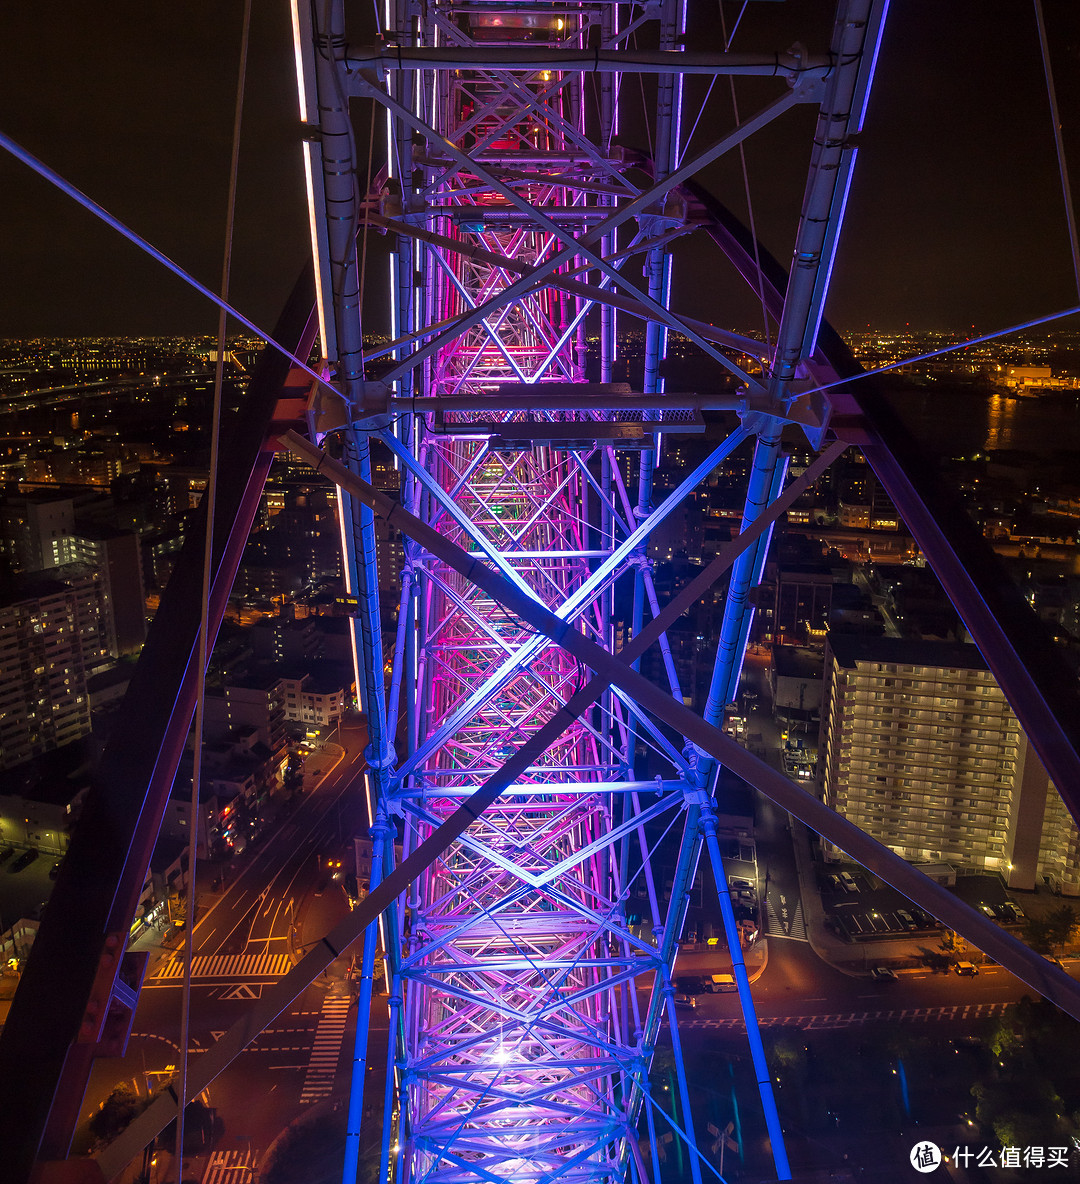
347;45;833;78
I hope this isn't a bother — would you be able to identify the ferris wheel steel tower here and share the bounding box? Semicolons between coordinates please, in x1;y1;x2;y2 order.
291;1;888;1180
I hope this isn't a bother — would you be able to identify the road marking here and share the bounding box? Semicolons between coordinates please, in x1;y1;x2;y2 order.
151;951;293;981
202;1149;254;1184
299;996;352;1103
765;898;808;942
221;983;262;1000
131;1034;203;1054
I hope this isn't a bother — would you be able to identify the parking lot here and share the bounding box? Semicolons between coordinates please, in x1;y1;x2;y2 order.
818;866;1025;942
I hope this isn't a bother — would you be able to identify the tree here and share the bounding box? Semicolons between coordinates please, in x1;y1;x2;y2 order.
1020;916;1054;954
262;1102;382;1184
89;1084;149;1146
939;929;962;952
766;1034;808;1080
987;1015;1022;1060
916;946;953;973
157;1097;218;1154
1044;904;1078;953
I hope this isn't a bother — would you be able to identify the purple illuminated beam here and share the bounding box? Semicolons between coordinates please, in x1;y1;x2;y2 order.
362;214;764;359
359;80;803;392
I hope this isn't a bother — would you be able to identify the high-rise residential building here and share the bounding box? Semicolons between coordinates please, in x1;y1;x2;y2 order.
818;635;1080;893
51;566;112;668
69;525;147;656
1;496;145;658
0;578;92;770
0;493;76;573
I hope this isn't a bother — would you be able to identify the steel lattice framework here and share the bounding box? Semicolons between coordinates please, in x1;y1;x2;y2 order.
7;4;1080;1184
294;1;883;1180
366;5;720;1178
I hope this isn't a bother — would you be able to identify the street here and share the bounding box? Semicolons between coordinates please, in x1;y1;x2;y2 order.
79;717;383;1177
77;698;1079;1183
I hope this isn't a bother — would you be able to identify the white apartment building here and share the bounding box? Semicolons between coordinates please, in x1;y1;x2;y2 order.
0;580;92;770
280;672;347;731
819;636;1080;893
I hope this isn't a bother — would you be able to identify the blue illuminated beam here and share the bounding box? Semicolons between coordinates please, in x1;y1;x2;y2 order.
702;432;788;735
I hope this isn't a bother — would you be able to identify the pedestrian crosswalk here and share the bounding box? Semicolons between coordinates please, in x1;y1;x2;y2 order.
152;951;293;980
202;1149;254;1184
765;897;808;942
299;995;352;1103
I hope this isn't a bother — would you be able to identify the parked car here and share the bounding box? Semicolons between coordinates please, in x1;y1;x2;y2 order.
954;961;979;977
869;967;897;982
978;904;995;918
709;974;738;993
672;993;697;1009
839;872;858;893
0;845;13;864
674;975;711;996
895;909;916;931
729;877;754;892
10;848;38;872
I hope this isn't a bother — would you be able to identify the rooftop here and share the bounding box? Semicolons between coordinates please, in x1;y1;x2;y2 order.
827;634;987;672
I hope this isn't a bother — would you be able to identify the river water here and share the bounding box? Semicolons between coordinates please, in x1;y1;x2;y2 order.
884;387;1080;458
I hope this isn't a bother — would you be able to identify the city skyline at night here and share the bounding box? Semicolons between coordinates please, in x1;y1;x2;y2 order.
1;3;1079;338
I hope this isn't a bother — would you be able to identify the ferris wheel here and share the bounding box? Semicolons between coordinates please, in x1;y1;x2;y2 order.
4;2;1080;1183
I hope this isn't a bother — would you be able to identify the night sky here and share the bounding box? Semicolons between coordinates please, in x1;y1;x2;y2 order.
1;1;1078;339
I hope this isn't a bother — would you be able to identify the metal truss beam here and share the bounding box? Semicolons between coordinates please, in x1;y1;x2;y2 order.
347;46;836;78
393;430;749;785
701;0;886;744
354;74;766;394
283;430;840;1184
362;219;742;358
95;413;808;1177
283;432;1080;1024
370;83;806;392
